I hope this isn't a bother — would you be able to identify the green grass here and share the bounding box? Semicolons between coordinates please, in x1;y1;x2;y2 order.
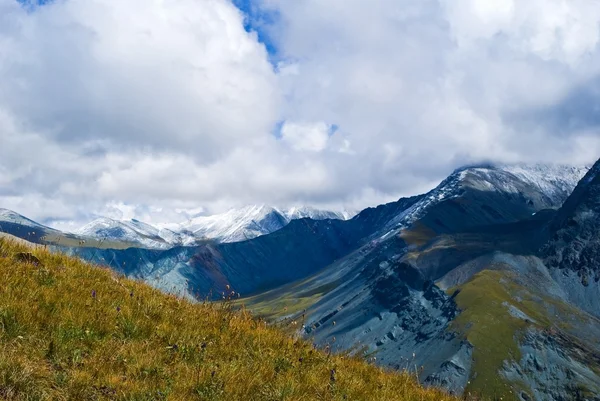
0;237;455;401
449;269;577;400
449;271;529;400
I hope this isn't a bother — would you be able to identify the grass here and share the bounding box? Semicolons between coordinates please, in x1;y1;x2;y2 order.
449;271;531;400
0;237;455;401
448;269;588;400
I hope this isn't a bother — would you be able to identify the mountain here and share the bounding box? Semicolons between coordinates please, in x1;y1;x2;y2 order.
60;196;422;300
2;163;598;400
284;206;353;221
76;205;350;248
175;205;350;243
75;217;193;249
238;163;600;400
0;208;59;241
541;159;600;318
176;205;290;243
387;163;588;234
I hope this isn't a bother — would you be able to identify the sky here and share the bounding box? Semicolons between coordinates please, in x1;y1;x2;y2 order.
1;0;600;230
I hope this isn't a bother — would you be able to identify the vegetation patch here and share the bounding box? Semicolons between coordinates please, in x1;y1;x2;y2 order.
449;270;548;400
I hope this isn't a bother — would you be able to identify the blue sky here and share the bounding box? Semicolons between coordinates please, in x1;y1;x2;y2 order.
232;0;279;60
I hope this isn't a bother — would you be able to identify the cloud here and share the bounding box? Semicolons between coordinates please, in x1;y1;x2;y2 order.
280;121;333;152
0;0;279;159
1;0;600;228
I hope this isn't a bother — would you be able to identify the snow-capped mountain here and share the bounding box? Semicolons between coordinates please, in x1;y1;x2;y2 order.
177;205;288;243
177;205;351;244
284;206;352;221
76;205;350;248
0;208;62;243
387;163;589;230
75;217;188;249
0;208;56;231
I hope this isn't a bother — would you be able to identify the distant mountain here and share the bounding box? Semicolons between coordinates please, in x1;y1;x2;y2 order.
173;205;351;244
75;217;191;249
283;206;353;221
76;205;350;248
0;208;60;243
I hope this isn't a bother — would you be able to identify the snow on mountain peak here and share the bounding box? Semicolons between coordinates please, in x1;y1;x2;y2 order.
75;205;349;248
388;163;589;230
0;208;55;231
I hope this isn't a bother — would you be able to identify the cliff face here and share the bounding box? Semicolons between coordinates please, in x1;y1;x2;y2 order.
541;159;600;317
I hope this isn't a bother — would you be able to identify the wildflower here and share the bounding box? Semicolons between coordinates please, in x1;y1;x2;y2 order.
116;306;121;313
130;291;134;298
330;369;336;383
91;290;96;299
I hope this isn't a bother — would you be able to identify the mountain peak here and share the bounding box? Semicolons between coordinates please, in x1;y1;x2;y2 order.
387;163;589;232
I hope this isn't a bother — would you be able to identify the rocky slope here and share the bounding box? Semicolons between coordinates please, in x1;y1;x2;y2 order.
238;163;600;400
542;159;600;318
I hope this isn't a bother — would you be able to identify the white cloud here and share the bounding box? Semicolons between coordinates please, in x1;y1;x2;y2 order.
1;0;600;228
0;0;279;159
280;121;331;152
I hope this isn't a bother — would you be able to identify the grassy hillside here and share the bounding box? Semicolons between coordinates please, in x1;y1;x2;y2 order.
0;237;453;401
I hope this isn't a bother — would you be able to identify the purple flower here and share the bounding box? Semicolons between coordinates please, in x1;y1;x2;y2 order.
91;290;96;299
116;306;121;312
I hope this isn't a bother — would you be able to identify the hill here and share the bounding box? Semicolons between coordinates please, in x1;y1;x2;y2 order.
0;236;452;401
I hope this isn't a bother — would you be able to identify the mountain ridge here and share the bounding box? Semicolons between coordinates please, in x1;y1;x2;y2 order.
75;205;351;248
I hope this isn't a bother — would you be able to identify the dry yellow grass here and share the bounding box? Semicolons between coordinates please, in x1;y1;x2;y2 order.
0;237;456;400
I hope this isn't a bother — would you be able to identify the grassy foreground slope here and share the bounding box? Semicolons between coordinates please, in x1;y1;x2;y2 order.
0;237;453;401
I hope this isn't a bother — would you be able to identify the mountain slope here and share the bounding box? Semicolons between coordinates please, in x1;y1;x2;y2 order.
0;236;451;401
388;164;589;234
0;208;60;243
542;158;600;317
238;163;599;400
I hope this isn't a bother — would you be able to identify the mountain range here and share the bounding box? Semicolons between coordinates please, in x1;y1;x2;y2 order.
2;162;600;401
0;205;350;250
74;205;351;248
